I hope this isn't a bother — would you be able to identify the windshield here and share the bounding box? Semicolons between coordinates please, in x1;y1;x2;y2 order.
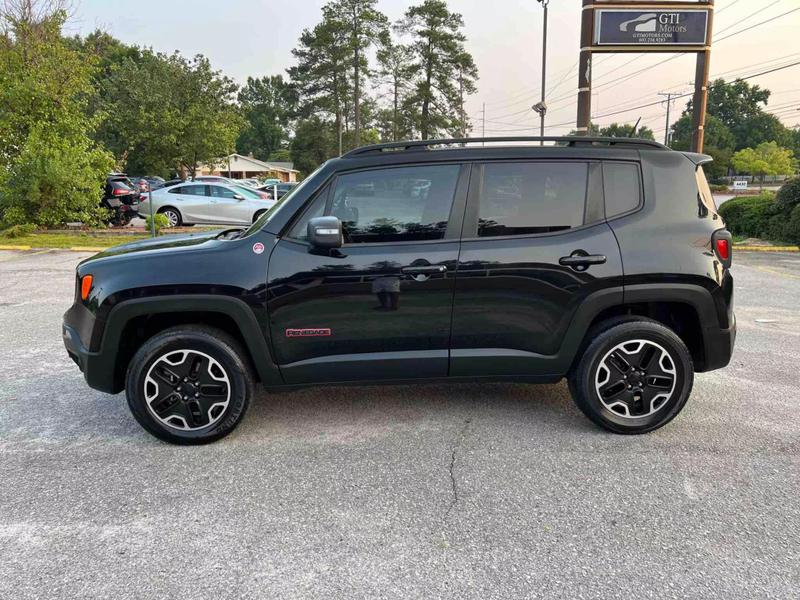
234;185;262;200
242;163;327;237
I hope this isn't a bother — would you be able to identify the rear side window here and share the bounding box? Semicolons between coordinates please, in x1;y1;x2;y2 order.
478;162;588;237
331;165;460;243
603;162;642;218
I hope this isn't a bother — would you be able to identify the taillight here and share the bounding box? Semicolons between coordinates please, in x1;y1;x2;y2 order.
716;238;730;261
712;229;733;268
80;275;93;301
112;188;128;196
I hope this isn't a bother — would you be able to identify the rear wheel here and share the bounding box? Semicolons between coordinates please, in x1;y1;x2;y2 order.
568;320;693;434
125;326;253;444
159;207;182;227
253;210;267;223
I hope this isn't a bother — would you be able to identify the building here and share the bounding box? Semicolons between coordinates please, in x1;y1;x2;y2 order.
198;154;300;182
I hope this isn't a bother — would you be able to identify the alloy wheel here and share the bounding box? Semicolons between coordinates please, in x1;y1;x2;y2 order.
162;210;179;227
144;349;230;431
594;339;677;419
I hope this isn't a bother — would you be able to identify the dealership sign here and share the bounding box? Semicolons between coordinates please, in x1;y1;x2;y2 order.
594;9;709;46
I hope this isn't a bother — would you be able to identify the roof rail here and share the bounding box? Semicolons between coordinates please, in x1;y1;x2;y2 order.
342;136;669;157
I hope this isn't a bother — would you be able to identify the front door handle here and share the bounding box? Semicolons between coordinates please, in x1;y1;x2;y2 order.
559;252;607;271
401;265;447;275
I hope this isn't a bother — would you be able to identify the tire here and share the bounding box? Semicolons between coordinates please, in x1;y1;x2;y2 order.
159;207;182;227
253;210;267;223
125;326;254;445
568;320;694;434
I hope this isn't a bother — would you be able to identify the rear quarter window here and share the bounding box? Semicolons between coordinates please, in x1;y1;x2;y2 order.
603;162;642;218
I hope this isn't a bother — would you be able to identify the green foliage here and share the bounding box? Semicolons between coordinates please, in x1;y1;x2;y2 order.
567;123;655;142
670;114;735;180
775;177;800;213
236;75;297;162
731;142;795;185
786;205;800;245
145;213;170;234
0;8;114;227
376;39;416;141
709;183;729;193
100;50;244;178
397;0;478;140
0;223;35;238
717;193;776;238
291;117;337;176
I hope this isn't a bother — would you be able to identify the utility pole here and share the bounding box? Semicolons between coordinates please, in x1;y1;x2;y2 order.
691;0;715;152
658;92;677;146
482;102;486;145
534;0;550;145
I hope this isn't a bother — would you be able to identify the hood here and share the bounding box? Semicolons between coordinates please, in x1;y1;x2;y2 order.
79;229;231;265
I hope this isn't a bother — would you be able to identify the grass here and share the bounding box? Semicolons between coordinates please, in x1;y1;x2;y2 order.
0;232;150;249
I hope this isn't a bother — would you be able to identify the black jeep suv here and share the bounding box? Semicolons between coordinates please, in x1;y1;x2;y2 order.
63;137;735;444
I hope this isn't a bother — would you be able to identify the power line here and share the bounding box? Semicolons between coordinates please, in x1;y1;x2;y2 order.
715;7;800;44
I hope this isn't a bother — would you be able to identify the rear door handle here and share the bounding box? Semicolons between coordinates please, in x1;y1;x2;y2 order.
559;253;607;270
401;265;448;275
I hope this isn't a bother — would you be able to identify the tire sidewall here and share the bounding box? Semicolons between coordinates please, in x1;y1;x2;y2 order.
126;330;250;444
575;323;693;434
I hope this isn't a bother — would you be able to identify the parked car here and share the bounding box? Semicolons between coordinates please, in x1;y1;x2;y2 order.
240;178;262;188
101;175;140;226
233;184;271;200
162;178;185;188
257;181;298;200
136;182;276;227
194;175;233;185
64;136;736;444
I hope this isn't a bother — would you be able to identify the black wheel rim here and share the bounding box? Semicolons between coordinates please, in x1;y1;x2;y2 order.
594;339;677;419
144;349;231;431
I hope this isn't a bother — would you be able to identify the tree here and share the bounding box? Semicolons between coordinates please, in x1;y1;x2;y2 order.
0;3;113;227
671;114;735;180
376;39;415;141
679;79;792;152
397;0;478;140
291;117;337;176
731;142;796;189
289;17;351;155
322;0;388;147
567;122;655;140
236;75;297;162
101;50;243;177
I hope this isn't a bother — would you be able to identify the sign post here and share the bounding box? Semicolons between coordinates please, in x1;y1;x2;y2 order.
577;1;714;152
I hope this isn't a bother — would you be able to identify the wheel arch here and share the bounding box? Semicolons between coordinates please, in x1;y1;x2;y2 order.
95;295;281;393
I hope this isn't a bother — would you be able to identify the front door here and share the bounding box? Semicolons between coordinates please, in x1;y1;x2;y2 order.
267;163;469;384
450;160;625;377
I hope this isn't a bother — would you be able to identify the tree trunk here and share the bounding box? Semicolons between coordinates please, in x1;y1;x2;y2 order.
393;78;399;142
352;9;361;147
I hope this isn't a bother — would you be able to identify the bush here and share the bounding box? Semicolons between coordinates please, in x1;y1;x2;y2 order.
717;193;776;238
0;223;36;238
145;213;170;234
785;205;800;245
775;177;800;213
709;183;729;193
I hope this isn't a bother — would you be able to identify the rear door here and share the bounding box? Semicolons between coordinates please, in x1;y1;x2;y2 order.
450;160;624;377
267;163;469;384
168;184;209;223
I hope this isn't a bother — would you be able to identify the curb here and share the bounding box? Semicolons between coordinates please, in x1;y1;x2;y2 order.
735;245;799;253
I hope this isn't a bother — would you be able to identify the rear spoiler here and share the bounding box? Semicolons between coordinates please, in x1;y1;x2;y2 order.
682;152;713;166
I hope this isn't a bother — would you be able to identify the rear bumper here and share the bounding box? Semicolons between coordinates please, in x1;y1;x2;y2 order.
699;312;736;372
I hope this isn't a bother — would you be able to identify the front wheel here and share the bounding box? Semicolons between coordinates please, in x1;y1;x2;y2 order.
568;320;694;434
125;326;253;444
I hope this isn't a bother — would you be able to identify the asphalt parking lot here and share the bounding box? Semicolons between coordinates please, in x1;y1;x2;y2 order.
1;249;798;599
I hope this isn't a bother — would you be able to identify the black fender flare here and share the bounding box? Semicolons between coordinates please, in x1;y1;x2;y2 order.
99;295;282;388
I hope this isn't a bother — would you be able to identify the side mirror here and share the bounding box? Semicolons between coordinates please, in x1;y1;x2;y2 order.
233;194;244;201
307;216;343;249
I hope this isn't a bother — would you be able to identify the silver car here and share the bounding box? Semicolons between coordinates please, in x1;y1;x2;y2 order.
138;182;276;227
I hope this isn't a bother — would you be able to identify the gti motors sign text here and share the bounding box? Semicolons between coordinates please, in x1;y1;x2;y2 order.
594;9;709;46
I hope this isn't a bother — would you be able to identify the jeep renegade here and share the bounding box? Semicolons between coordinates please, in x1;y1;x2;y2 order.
63;137;736;444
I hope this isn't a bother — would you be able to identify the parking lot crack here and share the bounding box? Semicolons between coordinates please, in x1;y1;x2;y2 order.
444;417;472;521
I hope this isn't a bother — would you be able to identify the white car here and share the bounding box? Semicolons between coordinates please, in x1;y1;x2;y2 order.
138;182;276;227
194;175;234;185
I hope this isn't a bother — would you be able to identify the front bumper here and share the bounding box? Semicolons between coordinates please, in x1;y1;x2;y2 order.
63;306;118;394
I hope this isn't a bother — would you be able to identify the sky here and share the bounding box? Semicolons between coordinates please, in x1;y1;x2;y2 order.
67;0;800;141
